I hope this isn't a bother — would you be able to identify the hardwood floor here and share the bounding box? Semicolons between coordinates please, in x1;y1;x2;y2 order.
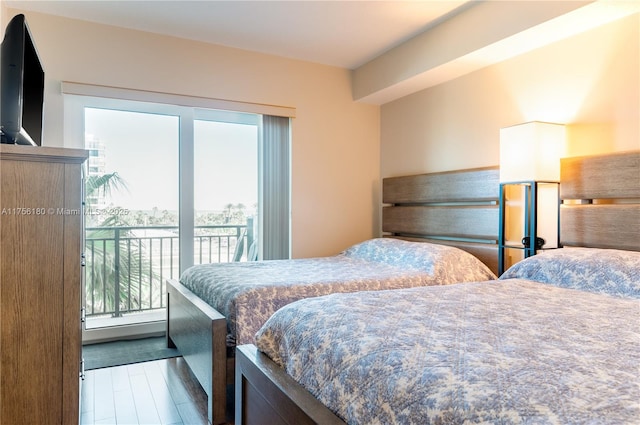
81;357;210;425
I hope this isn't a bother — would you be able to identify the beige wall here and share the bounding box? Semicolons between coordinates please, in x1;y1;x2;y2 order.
381;13;639;178
7;8;637;249
5;9;380;258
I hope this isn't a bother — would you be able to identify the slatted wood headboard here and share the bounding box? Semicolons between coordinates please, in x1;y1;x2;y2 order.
382;166;500;275
560;150;640;251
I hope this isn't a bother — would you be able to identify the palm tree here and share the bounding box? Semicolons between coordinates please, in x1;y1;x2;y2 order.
224;203;234;223
234;203;246;219
84;172;159;317
86;172;128;197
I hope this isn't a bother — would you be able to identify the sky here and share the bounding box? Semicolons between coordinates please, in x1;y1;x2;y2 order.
84;107;258;213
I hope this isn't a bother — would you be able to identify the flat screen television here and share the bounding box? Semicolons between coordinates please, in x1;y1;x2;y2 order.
1;14;44;146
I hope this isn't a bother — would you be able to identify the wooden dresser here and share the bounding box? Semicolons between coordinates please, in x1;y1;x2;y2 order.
0;145;88;424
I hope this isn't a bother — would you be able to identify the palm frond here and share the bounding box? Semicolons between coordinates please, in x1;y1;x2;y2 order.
86;172;129;200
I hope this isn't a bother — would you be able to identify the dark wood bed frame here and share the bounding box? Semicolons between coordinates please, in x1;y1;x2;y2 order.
234;151;640;425
166;166;503;424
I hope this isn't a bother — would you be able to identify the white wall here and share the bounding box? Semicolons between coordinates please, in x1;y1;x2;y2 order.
381;13;639;178
5;8;380;258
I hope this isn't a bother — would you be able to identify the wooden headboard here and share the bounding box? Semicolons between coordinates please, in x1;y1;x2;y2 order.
382;166;500;275
560;150;640;251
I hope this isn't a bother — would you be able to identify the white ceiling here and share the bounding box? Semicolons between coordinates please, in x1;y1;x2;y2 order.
3;0;470;69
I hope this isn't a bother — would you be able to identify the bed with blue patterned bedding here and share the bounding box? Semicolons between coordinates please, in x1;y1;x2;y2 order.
179;238;496;346
254;247;640;424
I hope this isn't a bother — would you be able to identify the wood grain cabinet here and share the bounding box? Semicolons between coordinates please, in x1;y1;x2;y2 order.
0;145;88;425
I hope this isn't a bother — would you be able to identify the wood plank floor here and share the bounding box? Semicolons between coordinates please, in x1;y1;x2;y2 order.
81;357;210;425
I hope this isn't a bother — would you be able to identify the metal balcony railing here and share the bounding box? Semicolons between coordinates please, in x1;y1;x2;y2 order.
84;224;252;319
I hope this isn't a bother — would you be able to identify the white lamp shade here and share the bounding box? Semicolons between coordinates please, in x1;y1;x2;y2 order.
500;122;566;182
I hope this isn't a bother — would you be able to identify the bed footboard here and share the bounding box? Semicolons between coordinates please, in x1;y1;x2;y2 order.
167;279;228;425
235;344;345;425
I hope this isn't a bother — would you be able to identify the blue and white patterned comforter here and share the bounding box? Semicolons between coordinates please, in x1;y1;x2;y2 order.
255;248;640;424
179;238;496;345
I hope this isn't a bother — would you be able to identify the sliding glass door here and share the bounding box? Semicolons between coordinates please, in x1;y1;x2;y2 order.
76;98;264;337
193;111;259;265
84;106;180;330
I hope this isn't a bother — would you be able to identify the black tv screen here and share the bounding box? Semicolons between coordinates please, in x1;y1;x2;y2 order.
1;14;44;146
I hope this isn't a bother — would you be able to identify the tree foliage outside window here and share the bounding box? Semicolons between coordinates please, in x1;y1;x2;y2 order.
85;172;160;317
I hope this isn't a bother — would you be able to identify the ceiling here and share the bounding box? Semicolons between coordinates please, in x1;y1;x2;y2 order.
3;0;470;69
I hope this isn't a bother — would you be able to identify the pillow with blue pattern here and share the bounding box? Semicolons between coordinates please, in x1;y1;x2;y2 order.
500;247;640;298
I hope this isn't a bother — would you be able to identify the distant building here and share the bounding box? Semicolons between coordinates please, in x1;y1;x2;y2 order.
85;133;107;209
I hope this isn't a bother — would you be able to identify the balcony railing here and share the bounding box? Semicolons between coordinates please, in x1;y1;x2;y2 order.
84;223;252;319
